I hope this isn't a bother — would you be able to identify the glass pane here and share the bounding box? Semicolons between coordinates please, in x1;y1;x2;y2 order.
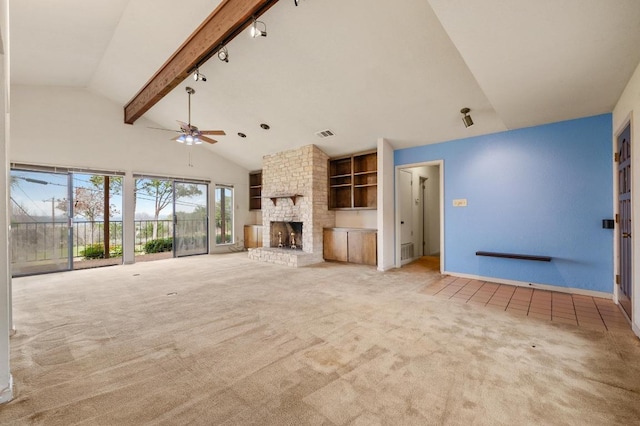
134;178;174;261
72;173;123;270
215;186;233;245
175;182;208;257
10;170;70;276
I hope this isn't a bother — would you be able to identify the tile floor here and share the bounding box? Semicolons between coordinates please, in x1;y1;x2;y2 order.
423;276;631;331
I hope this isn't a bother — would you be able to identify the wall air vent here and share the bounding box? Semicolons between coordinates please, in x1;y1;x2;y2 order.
315;129;335;139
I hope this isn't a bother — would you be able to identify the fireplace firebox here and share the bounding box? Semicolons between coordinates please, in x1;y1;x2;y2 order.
270;221;303;250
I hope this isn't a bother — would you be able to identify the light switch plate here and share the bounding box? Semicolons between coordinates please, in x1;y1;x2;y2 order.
453;198;467;207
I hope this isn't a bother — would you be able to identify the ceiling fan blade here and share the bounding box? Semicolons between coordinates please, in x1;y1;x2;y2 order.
177;120;190;132
198;135;218;144
148;126;180;133
200;130;226;136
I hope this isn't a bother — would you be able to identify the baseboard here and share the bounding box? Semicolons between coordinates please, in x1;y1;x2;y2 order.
0;375;13;404
377;264;396;272
442;271;613;299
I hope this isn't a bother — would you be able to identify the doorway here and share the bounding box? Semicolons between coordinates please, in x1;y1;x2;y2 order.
617;122;632;319
396;162;443;271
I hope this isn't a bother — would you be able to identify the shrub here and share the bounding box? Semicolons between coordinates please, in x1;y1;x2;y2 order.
144;238;173;253
82;244;104;259
109;245;123;257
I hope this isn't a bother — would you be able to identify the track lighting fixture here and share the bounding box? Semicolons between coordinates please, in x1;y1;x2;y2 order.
193;68;206;82
250;19;267;38
460;107;474;128
217;45;229;63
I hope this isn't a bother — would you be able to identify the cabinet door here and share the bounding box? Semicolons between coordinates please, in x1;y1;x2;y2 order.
244;225;263;248
347;231;377;266
323;229;348;261
256;226;263;247
244;225;255;248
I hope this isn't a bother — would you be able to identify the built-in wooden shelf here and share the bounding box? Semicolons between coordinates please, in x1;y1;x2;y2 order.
249;171;262;210
328;151;377;210
264;194;304;206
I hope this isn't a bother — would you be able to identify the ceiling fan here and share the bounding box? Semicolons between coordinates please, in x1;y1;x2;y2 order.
152;86;225;145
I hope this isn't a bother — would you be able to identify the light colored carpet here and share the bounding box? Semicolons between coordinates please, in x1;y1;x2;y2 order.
2;253;639;425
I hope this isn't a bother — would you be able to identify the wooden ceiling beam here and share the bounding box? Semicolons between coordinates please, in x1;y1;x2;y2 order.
124;0;279;125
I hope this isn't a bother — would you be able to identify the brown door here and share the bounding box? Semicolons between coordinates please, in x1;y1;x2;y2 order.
617;123;632;319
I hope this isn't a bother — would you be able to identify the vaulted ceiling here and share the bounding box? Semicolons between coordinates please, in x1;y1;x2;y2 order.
10;0;640;170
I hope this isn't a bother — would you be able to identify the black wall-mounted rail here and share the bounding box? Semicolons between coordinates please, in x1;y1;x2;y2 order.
475;251;552;262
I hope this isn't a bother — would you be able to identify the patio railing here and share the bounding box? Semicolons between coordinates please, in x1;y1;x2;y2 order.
10;219;177;262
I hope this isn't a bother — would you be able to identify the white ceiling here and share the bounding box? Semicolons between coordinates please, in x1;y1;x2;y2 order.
10;0;640;170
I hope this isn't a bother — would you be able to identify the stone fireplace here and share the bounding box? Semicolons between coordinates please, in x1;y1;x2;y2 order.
248;145;335;267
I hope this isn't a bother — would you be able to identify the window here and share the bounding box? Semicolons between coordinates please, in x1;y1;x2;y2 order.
215;185;233;244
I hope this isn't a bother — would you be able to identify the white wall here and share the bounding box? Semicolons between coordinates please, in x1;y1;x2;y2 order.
377;138;395;271
0;0;12;403
10;85;251;253
613;61;640;338
334;210;377;229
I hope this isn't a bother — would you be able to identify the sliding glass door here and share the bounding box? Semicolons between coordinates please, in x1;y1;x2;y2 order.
134;176;209;260
174;182;208;257
10;168;124;276
71;173;123;270
10;170;72;276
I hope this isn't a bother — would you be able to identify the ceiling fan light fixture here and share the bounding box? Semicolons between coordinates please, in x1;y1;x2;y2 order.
250;19;267;38
176;134;186;143
185;135;194;145
194;138;203;145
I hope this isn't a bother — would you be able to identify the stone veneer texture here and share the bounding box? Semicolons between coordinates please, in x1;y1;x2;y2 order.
262;144;335;253
248;144;335;267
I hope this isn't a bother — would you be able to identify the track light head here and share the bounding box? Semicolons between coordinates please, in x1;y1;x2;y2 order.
217;46;229;63
193;68;206;82
460;107;474;128
250;19;267;38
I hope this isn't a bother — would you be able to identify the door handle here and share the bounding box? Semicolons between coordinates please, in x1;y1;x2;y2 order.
623;232;631;238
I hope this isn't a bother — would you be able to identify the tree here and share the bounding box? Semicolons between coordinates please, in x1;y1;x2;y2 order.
138;180;202;239
56;186;119;221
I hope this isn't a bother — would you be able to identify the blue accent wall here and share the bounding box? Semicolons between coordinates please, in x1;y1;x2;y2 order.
395;114;613;293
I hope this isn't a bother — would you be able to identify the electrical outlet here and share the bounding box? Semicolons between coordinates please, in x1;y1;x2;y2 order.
453;198;467;207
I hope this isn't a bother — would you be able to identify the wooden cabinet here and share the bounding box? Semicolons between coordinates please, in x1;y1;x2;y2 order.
329;151;377;210
323;228;348;262
249;171;262;210
244;225;263;248
323;228;377;266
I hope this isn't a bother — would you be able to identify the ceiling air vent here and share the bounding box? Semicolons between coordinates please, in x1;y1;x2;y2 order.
315;129;335;139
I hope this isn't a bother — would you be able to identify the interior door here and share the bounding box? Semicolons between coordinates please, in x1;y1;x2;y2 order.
174;181;209;257
10;169;72;276
617;122;632;319
399;170;413;245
